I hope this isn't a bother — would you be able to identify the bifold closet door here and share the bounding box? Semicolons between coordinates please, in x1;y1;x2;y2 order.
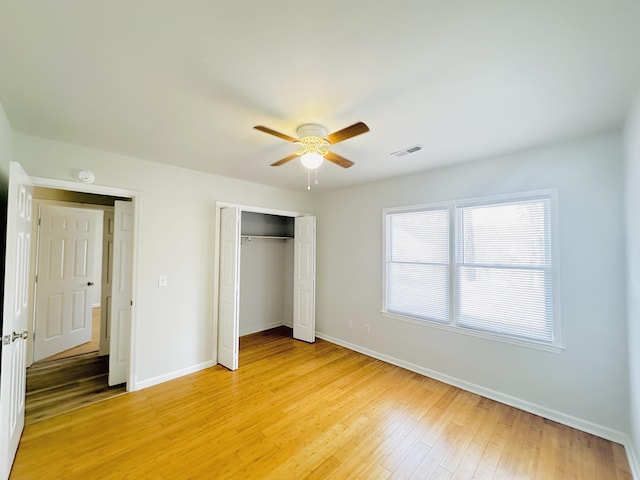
218;207;241;370
293;216;316;343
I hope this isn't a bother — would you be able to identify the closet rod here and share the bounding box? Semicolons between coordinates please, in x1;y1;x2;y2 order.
241;235;292;241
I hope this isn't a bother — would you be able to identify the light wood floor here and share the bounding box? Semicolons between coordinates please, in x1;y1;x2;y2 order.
10;327;631;479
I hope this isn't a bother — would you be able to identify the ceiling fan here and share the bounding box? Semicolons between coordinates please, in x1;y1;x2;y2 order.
253;122;370;170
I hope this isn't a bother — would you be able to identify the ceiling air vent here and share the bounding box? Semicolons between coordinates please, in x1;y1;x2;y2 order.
391;145;422;157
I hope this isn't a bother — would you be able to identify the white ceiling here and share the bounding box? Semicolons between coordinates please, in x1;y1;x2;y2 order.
1;1;639;192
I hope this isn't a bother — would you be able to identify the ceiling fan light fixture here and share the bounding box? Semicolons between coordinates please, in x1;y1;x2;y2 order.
254;121;368;171
296;125;329;170
300;151;324;169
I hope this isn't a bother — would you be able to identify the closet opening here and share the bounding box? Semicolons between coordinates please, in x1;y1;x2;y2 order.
215;204;316;371
239;212;295;338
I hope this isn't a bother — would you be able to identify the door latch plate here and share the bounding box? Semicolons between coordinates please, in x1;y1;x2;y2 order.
2;335;11;345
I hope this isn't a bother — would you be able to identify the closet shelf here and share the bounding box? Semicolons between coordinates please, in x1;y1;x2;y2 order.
241;235;292;240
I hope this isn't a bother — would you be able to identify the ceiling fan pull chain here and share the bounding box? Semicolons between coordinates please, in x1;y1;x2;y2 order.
315;168;319;185
307;169;311;191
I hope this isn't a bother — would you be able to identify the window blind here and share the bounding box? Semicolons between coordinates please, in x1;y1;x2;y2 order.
386;208;449;322
455;198;553;342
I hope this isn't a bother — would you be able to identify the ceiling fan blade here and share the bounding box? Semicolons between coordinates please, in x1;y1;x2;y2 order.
325;122;370;144
270;153;299;167
254;125;299;143
325;151;355;169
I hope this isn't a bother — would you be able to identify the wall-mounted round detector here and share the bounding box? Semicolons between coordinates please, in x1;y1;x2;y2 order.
77;170;95;183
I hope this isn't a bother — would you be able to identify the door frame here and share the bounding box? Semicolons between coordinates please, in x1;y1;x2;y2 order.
28;176;140;391
212;202;311;367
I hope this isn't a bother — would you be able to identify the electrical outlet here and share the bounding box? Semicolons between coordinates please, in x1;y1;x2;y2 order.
364;323;370;334
348;319;353;328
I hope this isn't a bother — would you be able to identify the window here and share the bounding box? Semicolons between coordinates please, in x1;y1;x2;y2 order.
384;191;560;349
386;208;450;323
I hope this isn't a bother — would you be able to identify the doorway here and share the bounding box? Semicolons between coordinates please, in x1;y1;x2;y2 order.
0;163;139;476
215;203;316;371
25;187;134;422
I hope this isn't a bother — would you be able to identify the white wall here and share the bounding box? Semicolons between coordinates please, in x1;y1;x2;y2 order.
314;132;629;438
239;238;292;336
12;133;314;389
625;91;640;473
0;102;12;185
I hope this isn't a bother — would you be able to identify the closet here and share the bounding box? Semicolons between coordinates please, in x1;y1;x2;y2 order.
239;212;294;336
216;205;316;371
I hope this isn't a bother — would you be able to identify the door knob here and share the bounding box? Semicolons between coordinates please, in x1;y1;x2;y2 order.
87;281;95;286
12;331;28;342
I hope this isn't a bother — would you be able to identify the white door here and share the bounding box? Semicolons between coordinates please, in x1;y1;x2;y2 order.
217;207;240;370
0;162;33;480
99;208;114;356
108;201;133;386
293;216;316;343
33;205;100;362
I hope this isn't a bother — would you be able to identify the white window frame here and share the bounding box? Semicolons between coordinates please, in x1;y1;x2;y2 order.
382;189;562;353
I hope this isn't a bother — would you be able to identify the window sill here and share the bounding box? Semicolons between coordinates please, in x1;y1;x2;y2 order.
381;311;564;354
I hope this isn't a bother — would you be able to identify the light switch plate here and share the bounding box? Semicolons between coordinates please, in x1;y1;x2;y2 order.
158;275;168;287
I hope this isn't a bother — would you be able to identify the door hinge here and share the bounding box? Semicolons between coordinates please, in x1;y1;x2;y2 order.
130;300;133;306
38;217;41;226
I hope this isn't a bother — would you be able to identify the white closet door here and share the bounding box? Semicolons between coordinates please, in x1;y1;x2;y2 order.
218;207;241;370
293;216;316;343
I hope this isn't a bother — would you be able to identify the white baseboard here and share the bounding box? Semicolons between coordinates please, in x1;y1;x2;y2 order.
316;331;628;446
131;360;216;391
625;438;640;480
